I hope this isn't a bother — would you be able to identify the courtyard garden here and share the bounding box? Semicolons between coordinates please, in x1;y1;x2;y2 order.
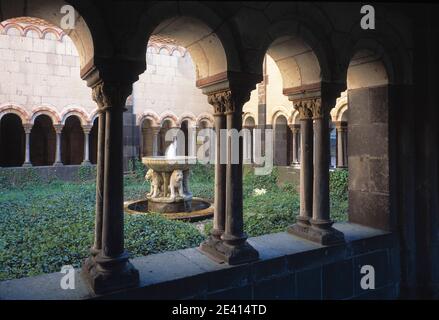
0;164;348;281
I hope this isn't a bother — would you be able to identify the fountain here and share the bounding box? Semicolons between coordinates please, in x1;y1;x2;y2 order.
124;140;214;221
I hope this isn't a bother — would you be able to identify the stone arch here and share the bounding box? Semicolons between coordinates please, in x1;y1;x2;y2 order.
243;113;256;127
61;107;89;126
271;107;290;126
0;104;30;124
23;25;43;38
30;107;61;125
258;15;333;91
0;1;96;71
30;113;56;166
138;111;160;127
42;28;62;41
273;112;291;166
196;113;214;128
159;112;179;128
134;1;241;82
89;109;100;124
178;113;197;128
290;109;300;125
331;91;348;122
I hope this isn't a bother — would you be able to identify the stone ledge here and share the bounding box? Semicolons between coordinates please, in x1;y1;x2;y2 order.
0;222;395;300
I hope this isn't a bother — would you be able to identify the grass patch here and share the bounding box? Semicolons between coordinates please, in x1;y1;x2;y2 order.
0;164;348;281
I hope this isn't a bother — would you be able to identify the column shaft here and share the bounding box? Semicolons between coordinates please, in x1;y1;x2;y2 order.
336;121;348;168
94;113;105;253
23;124;32;167
213;113;226;239
54;125;63;166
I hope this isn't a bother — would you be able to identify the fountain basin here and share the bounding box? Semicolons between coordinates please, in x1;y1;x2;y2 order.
142;156;197;172
124;198;213;222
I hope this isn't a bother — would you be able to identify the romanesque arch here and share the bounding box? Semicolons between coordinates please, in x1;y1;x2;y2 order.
61;115;84;165
0;113;25;167
30;114;56;166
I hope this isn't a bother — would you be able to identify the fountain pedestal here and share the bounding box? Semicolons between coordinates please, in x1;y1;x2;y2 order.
124;156;213;221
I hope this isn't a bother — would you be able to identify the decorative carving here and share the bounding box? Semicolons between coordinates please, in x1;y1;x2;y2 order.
54;124;64;134
23;123;33;134
294;100;313;120
82;124;93;134
92;82;132;111
309;98;323;119
169;170;185;200
145;169;163;198
208;90;233;114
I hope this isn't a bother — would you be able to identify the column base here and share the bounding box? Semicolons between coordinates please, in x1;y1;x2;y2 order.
199;235;259;265
288;218;344;245
53;162;63;167
22;162;32;167
81;251;139;295
291;162;301;169
81;160;92;166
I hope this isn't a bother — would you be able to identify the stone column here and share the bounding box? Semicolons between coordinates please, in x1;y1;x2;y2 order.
82;82;139;294
82;125;92;165
309;98;344;245
53;124;64;166
289;124;301;167
189;125;198;158
152;127;160;156
200;89;258;265
242;125;251;164
288;101;313;236
200;92;227;256
335;121;348;168
23;124;33;167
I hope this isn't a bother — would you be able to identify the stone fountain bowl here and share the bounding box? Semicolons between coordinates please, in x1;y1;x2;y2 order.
142;156;197;172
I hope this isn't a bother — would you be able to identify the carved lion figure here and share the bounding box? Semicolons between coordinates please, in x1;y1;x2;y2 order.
169;169;185;199
145;169;163;198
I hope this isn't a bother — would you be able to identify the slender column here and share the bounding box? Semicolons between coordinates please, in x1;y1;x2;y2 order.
335;121;348;168
289;124;301;167
189;125;198;157
309;98;344;245
288;101;313;236
53;124;63;166
23;124;33;167
82;125;92;165
82;82;139;294
242;125;251;164
152;127;160;156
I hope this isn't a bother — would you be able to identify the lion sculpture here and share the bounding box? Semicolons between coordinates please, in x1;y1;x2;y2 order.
145;169;163;198
169;169;185;200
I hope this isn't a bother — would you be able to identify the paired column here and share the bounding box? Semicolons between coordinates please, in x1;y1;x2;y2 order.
288;97;344;245
335;121;348;168
23;124;33;167
199;89;258;265
288;101;313;235
82;82;139;294
82;125;92;165
53;124;63;166
189;125;198;158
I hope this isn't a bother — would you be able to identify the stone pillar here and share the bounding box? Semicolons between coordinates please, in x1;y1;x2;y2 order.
289;124;300;167
189;125;198;157
23;124;33;167
288;101;314;236
152;127;160;156
309;97;344;245
82;82;139;294
200;92;227;257
82;125;92;165
200;89;258;265
242;125;252;164
53;124;63;166
335;121;348;168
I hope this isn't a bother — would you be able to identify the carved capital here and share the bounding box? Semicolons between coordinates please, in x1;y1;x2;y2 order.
23;123;33;134
82;124;93;134
294;100;313;120
92;82;132;112
309;98;323;119
54;124;64;134
208;90;232;114
288;124;300;133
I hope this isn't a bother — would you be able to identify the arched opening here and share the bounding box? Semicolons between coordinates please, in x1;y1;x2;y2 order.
30;114;56;166
180;120;189;156
0;114;25;167
140;119;155;157
273;114;290;166
243;116;255;164
61;116;84;165
159;119;173;156
346;48;390;230
89;118;98;164
329;121;336;168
